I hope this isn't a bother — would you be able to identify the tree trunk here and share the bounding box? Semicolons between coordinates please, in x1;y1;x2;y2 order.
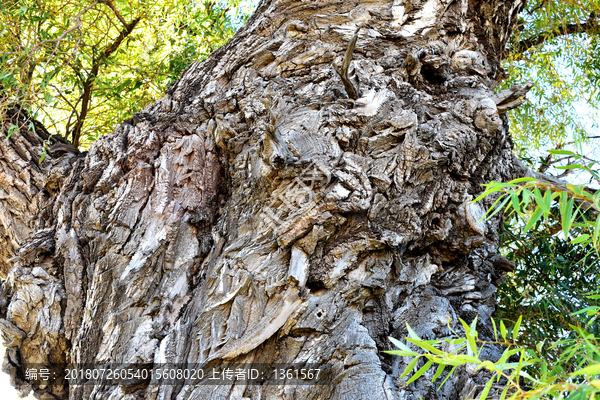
0;0;529;399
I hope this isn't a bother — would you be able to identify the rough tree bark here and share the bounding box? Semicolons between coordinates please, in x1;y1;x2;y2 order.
0;0;531;399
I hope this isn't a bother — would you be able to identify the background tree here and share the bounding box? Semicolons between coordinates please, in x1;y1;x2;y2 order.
0;0;251;148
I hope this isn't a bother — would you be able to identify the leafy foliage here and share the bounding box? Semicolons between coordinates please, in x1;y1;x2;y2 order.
499;227;600;350
387;153;600;397
0;0;253;148
502;0;600;158
388;317;600;400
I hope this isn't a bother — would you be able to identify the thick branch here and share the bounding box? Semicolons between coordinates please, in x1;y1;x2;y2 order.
507;17;599;57
512;155;599;213
69;16;141;147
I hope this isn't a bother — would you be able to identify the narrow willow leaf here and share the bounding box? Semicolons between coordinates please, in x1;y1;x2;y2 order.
555;164;585;170
451;354;481;363
491;318;498;341
400;357;419;379
510;191;521;215
571;363;600;376
384;350;420;357
522;188;532;209
470;316;478;333
499;383;510;400
479;375;495;400
512;316;522;340
4;124;18;142
427;357;466;366
432;363;445;382
437;365;457;391
486;195;511;221
406;360;433;385
524;206;543;233
548;149;575;155
473;187;505;203
543;189;553;217
494;362;522;371
509;177;537;184
593;217;600;247
571;234;590;244
406;338;443;355
572;306;599;316
389;336;412;352
541;362;548;382
567;184;584;195
406;323;421;340
533;187;545;208
458;319;473;355
561;192;571;237
500;320;507;341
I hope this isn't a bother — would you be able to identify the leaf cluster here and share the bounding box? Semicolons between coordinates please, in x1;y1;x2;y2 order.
388;317;600;400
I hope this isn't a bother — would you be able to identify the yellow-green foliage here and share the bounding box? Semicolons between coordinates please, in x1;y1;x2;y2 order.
0;0;252;148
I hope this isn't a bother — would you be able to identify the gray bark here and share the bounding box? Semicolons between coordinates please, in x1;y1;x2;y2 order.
0;0;529;399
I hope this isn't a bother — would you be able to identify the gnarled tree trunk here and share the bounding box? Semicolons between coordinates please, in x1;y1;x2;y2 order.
0;0;529;399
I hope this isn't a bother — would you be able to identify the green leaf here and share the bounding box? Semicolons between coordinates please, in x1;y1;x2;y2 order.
384;350;421;357
508;177;538;184
548;149;575;155
543;189;553;217
523;206;544;233
486;195;511;221
593;217;600;247
509;190;521;215
389;337;412;352
437;365;456;391
432;364;445;382
451;354;481;364
500;321;507;341
561;192;574;237
512;316;522;340
405;360;433;385
406;323;421;340
571;234;590;244
572;306;599;316
555;164;585;170
570;363;600;377
406;338;443;355
4;124;19;142
478;375;495;400
534;187;550;216
491;318;498;341
567;184;584;195
400;357;419;379
459;319;478;356
470;316;478;333
499;384;510;400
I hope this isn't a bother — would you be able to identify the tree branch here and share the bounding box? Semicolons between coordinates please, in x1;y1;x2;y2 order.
507;16;599;57
69;16;141;147
101;0;130;29
513;155;599;213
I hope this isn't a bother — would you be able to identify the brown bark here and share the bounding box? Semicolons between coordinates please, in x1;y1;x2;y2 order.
0;0;529;399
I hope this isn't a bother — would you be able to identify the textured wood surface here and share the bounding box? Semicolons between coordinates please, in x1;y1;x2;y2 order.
0;0;529;399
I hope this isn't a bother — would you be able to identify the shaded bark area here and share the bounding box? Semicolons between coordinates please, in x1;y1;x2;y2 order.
0;0;528;399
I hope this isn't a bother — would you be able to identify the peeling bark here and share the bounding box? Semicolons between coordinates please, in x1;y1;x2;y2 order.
0;0;529;399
